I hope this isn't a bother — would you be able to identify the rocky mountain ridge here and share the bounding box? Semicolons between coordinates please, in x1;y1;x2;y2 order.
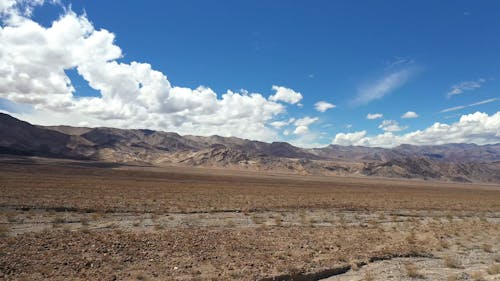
1;113;499;183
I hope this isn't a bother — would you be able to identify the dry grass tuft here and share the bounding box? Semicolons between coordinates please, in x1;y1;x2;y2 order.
5;212;17;223
446;273;459;281
52;216;65;228
481;243;493;253
439;239;450;250
80;217;89;226
377;212;386;221
443;255;462;269
251;214;265;225
487;263;500;275
363;270;375;281
471;271;485;281
0;225;9;237
91;212;102;221
79;226;90;234
135;272;148;281
52;216;65;224
274;215;283;227
404;262;424;278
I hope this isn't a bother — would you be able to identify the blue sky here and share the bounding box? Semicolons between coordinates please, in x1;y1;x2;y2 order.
0;0;499;147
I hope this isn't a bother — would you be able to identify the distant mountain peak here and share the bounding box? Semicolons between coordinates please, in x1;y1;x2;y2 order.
1;113;499;183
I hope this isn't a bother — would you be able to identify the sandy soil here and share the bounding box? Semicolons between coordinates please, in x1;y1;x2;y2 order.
0;156;499;280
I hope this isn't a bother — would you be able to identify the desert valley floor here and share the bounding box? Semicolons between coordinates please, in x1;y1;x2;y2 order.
0;156;499;280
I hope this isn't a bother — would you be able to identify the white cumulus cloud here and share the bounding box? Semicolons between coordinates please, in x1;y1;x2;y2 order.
270;120;288;128
294;116;318;127
401;111;419;119
366;113;383;120
292;116;318;135
333;111;500;147
0;3;307;142
333;130;367;146
293;125;309;135
269;85;303;104
378;120;406;132
314;101;335;112
289;131;325;148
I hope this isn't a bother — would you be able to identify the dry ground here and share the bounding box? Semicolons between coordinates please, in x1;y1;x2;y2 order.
0;156;499;280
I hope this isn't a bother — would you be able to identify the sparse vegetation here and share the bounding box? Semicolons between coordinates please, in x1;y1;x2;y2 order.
52;216;66;224
80;217;89;226
364;270;375;281
0;225;9;237
481;243;493;253
0;160;499;281
446;273;459;281
273;214;283;226
487;263;500;275
443;255;462;269
6;212;17;223
405;262;424;278
439;239;450;250
471;271;485;281
135;272;148;281
79;226;90;233
251;214;265;225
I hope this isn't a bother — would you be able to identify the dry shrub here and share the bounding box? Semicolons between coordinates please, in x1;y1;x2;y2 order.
299;210;307;225
481;243;493;253
405;262;424;278
487;263;500;275
439;239;450;250
80;217;89;226
251;214;264;225
377;212;386;221
91;212;102;221
446;212;454;221
135;272;148;281
5;212;17;223
0;225;9;237
471;271;485;281
52;216;65;224
364;270;375;281
443;255;462;269
274;215;283;227
406;232;417;245
226;220;236;227
229;271;244;278
79;226;90;233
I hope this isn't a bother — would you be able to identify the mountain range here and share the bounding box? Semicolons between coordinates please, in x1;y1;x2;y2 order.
1;112;499;183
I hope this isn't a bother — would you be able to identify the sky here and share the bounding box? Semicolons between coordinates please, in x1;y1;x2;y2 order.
0;0;499;148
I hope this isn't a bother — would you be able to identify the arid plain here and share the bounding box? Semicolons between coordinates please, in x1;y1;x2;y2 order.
1;156;499;281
